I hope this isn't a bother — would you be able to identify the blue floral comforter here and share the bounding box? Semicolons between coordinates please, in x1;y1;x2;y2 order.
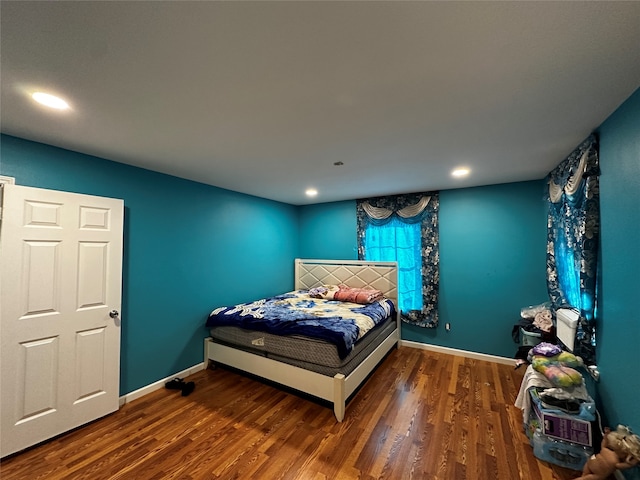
206;290;396;359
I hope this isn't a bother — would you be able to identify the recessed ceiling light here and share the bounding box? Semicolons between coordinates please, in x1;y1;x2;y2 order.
32;92;70;110
305;188;318;197
451;167;470;177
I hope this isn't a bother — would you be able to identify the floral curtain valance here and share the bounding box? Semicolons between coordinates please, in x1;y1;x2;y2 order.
548;134;600;205
357;192;439;328
360;195;431;224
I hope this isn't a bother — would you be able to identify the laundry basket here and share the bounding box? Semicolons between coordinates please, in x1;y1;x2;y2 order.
520;328;543;347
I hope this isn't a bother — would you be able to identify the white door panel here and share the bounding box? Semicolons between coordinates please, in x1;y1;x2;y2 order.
21;240;62;318
1;184;123;457
16;336;59;423
77;241;109;308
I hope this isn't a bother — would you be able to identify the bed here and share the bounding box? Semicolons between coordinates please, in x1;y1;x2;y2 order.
204;258;400;422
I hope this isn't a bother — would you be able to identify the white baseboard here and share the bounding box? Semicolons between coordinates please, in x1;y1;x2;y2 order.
400;340;515;366
118;362;206;407
118;344;512;406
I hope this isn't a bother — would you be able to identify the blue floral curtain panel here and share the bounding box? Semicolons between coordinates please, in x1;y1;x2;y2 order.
546;135;599;362
357;192;439;328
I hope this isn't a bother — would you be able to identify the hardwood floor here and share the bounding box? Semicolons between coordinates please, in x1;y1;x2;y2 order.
1;347;587;480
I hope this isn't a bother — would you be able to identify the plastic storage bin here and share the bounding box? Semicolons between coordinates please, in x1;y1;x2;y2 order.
556;308;580;351
520;328;543;346
532;429;592;470
529;388;594;447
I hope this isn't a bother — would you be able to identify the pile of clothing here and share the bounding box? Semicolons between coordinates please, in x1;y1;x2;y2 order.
512;303;556;365
527;343;593;415
515;342;595;422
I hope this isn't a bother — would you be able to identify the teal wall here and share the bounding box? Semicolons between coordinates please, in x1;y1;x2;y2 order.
0;135;299;395
297;182;549;358
405;182;548;357
596;87;640;479
298;201;357;260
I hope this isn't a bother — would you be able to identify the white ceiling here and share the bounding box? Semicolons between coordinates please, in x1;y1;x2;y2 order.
1;1;639;205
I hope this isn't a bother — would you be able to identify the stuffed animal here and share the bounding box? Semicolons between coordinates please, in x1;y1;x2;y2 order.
574;425;640;480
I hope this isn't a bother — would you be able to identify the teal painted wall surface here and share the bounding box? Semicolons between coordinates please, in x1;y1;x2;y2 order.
297;182;548;358
596;88;640;479
404;181;548;357
298;201;357;260
0;135;299;395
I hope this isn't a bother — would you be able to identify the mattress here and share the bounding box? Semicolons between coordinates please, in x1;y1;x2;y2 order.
206;291;395;360
209;315;397;377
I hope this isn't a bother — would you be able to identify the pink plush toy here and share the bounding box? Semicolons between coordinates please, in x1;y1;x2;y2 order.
575;425;640;480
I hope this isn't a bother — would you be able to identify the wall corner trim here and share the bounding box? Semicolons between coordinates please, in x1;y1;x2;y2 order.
400;340;515;366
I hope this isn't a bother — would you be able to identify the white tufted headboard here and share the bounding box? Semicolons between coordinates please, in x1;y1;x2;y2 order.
294;259;398;305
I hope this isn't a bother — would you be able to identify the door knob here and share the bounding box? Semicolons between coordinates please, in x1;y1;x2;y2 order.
109;310;119;319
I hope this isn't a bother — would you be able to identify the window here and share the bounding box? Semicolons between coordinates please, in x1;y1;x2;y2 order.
546;134;599;364
357;192;439;328
364;217;422;313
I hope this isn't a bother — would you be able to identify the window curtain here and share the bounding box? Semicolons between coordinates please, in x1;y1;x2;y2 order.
357;192;439;328
546;134;599;362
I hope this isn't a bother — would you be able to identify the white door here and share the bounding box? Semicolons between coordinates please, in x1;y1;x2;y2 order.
0;184;124;457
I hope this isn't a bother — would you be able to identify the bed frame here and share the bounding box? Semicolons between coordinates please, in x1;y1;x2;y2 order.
204;258;400;422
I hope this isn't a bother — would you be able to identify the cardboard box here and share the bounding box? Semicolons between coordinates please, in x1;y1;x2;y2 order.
529;388;592;447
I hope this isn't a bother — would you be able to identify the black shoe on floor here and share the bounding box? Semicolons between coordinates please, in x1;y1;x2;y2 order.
181;381;195;397
165;378;185;390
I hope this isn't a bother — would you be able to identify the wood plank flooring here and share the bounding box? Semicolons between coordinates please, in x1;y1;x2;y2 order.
1;347;587;480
